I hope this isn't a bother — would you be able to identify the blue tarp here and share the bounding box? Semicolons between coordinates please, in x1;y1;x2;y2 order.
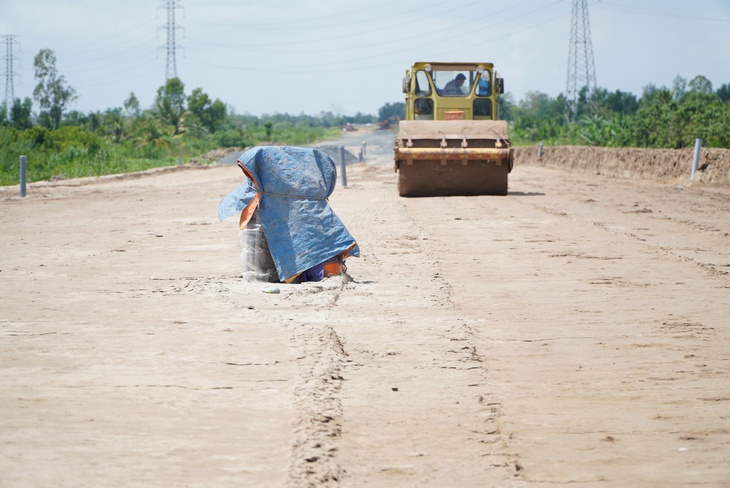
218;146;359;281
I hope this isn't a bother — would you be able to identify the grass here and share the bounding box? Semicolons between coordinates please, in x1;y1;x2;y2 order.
0;125;342;187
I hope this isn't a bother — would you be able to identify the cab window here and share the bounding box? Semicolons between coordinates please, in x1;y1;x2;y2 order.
476;72;492;96
473;99;492;117
415;70;431;96
433;70;472;97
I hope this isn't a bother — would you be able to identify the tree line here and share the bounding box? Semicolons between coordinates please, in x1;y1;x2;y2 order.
1;48;729;186
503;75;730;148
350;75;730;150
0;48;379;185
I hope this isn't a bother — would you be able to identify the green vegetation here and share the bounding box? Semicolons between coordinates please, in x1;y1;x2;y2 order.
0;109;349;185
378;102;405;121
32;49;77;130
1;48;728;186
0;49;376;186
504;76;730;148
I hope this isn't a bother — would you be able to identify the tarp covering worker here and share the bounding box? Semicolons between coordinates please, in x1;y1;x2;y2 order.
218;146;359;283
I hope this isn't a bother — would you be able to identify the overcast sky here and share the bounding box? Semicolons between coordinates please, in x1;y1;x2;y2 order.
1;0;729;117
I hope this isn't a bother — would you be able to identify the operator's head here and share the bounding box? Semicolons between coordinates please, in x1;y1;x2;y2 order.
455;73;466;86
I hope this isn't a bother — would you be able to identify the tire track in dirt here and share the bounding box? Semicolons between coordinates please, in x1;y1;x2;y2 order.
324;164;518;486
403;164;730;485
292;132;520;485
169;272;353;487
282;277;352;487
231;158;520;486
287;322;347;487
513;169;730;281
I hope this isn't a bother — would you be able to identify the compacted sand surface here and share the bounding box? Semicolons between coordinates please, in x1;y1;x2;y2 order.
1;130;729;487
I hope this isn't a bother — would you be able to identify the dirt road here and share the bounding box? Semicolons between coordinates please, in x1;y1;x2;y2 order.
1;130;729;487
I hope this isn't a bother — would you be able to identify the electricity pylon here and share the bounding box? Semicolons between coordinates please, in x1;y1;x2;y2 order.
565;0;597;122
2;35;19;114
159;0;184;81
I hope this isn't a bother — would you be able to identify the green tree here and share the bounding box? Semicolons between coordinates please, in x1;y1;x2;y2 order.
519;91;557;117
124;92;141;119
498;92;515;120
717;83;730;103
100;109;128;143
577;114;629;147
134;115;174;148
630;94;683;148
378;102;405;121
688;75;713;94
87;111;103;132
655;88;674;105
591;88;638;116
677;91;728;147
10;97;34;130
187;88;227;133
626;75;730;148
33;49;77;129
507;91;568;143
672;75;687;101
63;110;88;127
347;112;376;124
154;77;188;135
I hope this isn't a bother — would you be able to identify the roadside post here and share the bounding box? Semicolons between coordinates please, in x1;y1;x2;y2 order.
20;155;27;198
691;138;702;180
538;141;544;159
338;146;347;187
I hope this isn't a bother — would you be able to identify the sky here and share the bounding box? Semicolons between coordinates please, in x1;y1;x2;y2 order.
1;0;729;117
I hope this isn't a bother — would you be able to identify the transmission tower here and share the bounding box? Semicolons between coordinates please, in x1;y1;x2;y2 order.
565;0;597;122
2;35;20;114
159;0;184;80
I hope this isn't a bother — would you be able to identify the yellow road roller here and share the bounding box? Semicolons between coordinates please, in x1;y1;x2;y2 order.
395;62;514;197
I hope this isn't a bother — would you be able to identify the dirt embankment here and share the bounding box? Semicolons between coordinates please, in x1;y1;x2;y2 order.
515;145;730;185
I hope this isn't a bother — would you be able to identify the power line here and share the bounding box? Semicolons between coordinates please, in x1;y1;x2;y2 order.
53;18;159;55
159;0;184;81
595;1;730;23
192;0;484;31
191;0;408;29
565;0;597;122
62;37;158;71
187;0;547;61
71;60;161;90
185;5;572;75
189;0;540;51
2;35;20;112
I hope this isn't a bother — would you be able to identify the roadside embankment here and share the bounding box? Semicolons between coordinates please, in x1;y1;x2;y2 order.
515;145;730;185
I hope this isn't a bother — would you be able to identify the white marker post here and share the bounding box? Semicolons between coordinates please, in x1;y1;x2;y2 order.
20;155;27;198
338;146;347;187
691;138;702;180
